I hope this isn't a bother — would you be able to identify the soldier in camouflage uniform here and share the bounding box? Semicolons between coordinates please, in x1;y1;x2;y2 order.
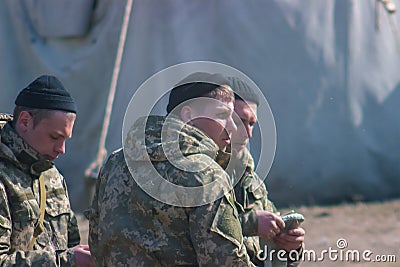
228;76;305;266
0;75;94;266
88;73;257;266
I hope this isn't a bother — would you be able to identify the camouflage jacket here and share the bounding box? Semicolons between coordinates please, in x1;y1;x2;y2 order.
0;123;80;266
88;116;255;266
233;148;301;267
230;148;275;264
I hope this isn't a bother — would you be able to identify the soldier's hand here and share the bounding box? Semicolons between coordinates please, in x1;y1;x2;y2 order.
71;244;95;267
256;210;285;240
274;227;305;252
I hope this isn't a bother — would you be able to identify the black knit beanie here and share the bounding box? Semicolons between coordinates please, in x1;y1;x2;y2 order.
166;72;229;113
227;76;259;106
15;75;77;113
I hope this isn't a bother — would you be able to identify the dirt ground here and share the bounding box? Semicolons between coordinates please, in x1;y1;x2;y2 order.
77;198;400;267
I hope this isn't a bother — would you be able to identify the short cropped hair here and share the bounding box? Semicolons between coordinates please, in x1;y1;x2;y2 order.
13;106;75;127
202;84;234;103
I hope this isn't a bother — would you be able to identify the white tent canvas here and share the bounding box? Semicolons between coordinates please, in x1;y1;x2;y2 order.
1;0;399;209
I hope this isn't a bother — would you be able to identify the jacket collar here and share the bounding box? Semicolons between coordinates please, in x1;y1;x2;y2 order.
0;123;53;175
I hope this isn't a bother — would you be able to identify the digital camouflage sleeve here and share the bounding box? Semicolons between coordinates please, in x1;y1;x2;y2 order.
234;148;302;267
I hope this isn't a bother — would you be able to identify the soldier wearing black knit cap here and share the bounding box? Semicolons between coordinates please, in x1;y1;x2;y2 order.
0;75;94;266
228;76;305;266
88;72;260;266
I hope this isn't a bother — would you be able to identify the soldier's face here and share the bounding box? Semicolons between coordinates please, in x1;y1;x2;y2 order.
17;111;75;161
184;98;237;152
232;100;258;153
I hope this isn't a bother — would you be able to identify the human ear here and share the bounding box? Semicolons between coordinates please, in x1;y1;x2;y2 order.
16;111;33;132
180;106;193;124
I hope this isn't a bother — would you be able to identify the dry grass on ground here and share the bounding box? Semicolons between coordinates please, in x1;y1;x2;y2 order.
77;199;400;267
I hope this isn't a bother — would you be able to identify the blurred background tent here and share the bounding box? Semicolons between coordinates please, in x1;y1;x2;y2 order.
1;0;400;210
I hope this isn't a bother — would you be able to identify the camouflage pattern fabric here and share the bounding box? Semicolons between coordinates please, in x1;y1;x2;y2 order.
231;148;275;265
88;115;255;266
233;148;302;267
0;123;80;266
